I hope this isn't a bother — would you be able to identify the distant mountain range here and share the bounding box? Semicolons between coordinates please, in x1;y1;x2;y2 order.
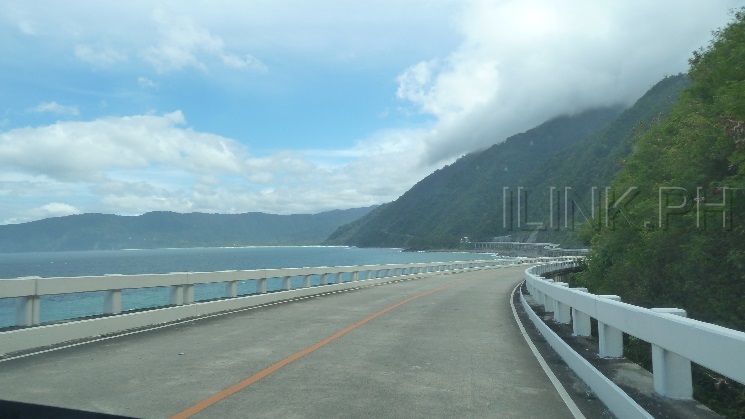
0;207;376;253
325;74;689;249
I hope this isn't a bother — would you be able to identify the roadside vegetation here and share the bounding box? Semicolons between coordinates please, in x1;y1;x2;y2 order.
573;9;745;416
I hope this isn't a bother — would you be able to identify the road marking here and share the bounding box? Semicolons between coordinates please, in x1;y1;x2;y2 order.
509;282;586;419
170;277;477;419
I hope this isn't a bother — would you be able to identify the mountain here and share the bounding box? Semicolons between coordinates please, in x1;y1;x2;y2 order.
326;74;687;249
511;74;689;246
0;207;376;252
574;12;745;416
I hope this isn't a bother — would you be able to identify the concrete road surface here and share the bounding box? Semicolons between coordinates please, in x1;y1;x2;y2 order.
0;266;580;418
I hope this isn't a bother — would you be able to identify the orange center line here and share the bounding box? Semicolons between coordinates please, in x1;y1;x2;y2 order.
170;276;481;418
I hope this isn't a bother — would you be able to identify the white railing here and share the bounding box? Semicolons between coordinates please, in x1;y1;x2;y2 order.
0;257;569;355
524;261;745;402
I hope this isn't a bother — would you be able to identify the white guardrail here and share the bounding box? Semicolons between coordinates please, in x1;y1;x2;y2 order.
524;260;745;411
0;257;568;355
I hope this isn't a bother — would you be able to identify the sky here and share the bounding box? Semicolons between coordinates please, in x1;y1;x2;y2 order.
0;0;742;224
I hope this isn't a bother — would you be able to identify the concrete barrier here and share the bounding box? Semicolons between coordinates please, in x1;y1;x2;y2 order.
524;262;745;402
0;257;574;355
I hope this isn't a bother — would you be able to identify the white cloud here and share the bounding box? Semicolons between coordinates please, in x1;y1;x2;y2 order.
30;101;80;116
137;76;158;89
0;111;249;181
0;111;250;181
221;53;268;72
37;202;81;217
143;9;267;73
395;0;742;164
0;110;439;222
4;202;81;224
75;44;128;66
397;57;498;121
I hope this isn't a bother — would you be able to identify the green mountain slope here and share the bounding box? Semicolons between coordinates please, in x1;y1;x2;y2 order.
326;107;624;248
327;74;687;249
0;206;376;252
513;74;689;246
578;11;745;332
573;11;745;416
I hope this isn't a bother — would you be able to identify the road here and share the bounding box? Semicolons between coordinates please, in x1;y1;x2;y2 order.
0;266;579;418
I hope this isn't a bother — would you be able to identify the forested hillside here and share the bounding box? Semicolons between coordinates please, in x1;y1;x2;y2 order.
0;207;375;252
325;107;623;248
573;11;745;416
326;75;688;248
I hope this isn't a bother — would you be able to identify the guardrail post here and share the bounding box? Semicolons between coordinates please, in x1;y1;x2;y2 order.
320;274;328;285
571;288;591;336
257;278;267;294
534;289;544;306
543;293;554;313
651;308;692;399
352;271;359;282
553;283;571;324
282;276;291;290
335;273;343;284
598;295;623;357
538;277;553;311
16;295;40;326
225;281;238;298
104;289;122;315
302;275;311;288
169;286;183;305
183;284;194;305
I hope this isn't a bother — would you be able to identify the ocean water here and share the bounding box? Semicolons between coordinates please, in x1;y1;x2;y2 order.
0;246;498;328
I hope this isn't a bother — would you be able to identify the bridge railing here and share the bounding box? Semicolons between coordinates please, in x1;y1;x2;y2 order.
1;258;572;328
0;266;409;327
0;258;576;336
0;257;575;356
525;261;745;400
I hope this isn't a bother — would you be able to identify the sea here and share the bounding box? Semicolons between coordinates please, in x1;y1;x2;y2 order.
0;246;499;328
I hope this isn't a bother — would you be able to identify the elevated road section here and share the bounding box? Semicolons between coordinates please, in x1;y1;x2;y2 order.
0;265;589;418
